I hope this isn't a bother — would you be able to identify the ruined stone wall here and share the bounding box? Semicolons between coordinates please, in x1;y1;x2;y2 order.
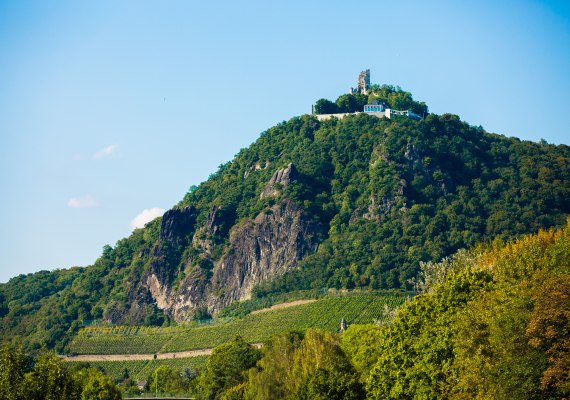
358;69;370;94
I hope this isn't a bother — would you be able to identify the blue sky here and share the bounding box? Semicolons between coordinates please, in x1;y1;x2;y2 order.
0;0;569;283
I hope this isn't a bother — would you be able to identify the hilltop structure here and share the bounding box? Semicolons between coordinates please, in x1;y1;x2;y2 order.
317;70;423;121
350;69;370;94
315;98;422;121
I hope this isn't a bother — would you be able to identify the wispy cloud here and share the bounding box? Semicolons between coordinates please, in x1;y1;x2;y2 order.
93;144;119;160
130;208;165;229
68;195;99;209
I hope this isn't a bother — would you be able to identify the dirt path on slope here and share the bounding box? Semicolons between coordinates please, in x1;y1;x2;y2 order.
250;299;317;315
63;343;263;362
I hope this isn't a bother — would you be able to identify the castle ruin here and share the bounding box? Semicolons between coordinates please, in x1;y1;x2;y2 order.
350;69;370;95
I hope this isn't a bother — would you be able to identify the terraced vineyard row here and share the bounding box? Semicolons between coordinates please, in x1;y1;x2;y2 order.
68;331;174;355
164;293;407;352
67;292;408;355
67;356;209;381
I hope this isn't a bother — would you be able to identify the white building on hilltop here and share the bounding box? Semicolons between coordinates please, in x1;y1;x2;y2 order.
316;99;422;121
317;71;423;121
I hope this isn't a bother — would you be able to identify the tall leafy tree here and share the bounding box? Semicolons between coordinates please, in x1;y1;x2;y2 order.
340;324;384;382
245;331;304;400
314;99;338;114
23;350;79;400
452;226;570;399
335;94;367;113
198;336;261;400
527;275;570;395
0;345;27;400
74;368;121;400
290;329;364;400
366;268;493;399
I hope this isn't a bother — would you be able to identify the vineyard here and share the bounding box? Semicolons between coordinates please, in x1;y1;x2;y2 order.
67;356;209;382
67;292;408;356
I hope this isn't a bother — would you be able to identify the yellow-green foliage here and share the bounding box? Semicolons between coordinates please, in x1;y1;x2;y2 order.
340;324;383;381
366;221;570;400
244;331;304;400
244;329;364;400
451;222;570;399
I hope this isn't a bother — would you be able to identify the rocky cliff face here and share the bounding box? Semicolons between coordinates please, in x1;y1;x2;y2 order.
209;198;321;311
105;206;198;324
130;165;322;321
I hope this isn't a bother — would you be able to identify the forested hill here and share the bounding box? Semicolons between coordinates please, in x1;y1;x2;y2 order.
1;88;569;352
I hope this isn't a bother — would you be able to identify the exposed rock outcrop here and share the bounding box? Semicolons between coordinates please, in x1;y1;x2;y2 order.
131;207;198;322
243;160;270;178
209;198;321;312
260;163;299;199
363;194;398;221
174;198;320;319
131;195;321;321
103;207;197;324
106;163;323;322
159;206;196;244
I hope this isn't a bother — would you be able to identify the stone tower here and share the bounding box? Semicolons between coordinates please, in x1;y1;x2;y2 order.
357;69;370;94
340;317;347;333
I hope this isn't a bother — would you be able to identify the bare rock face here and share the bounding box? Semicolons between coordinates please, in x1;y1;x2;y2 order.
104;206;197;324
148;206;196;285
160;206;196;244
363;194;398;221
260;163;299;199
243;160;270;178
140;198;321;320
137;206;197;321
117;164;321;322
208;198;321;312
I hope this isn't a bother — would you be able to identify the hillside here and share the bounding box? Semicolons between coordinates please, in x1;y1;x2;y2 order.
212;220;570;400
66;292;406;355
1;86;569;352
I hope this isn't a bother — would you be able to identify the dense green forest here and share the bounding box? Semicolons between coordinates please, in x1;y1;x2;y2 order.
1;86;569;354
196;222;570;399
